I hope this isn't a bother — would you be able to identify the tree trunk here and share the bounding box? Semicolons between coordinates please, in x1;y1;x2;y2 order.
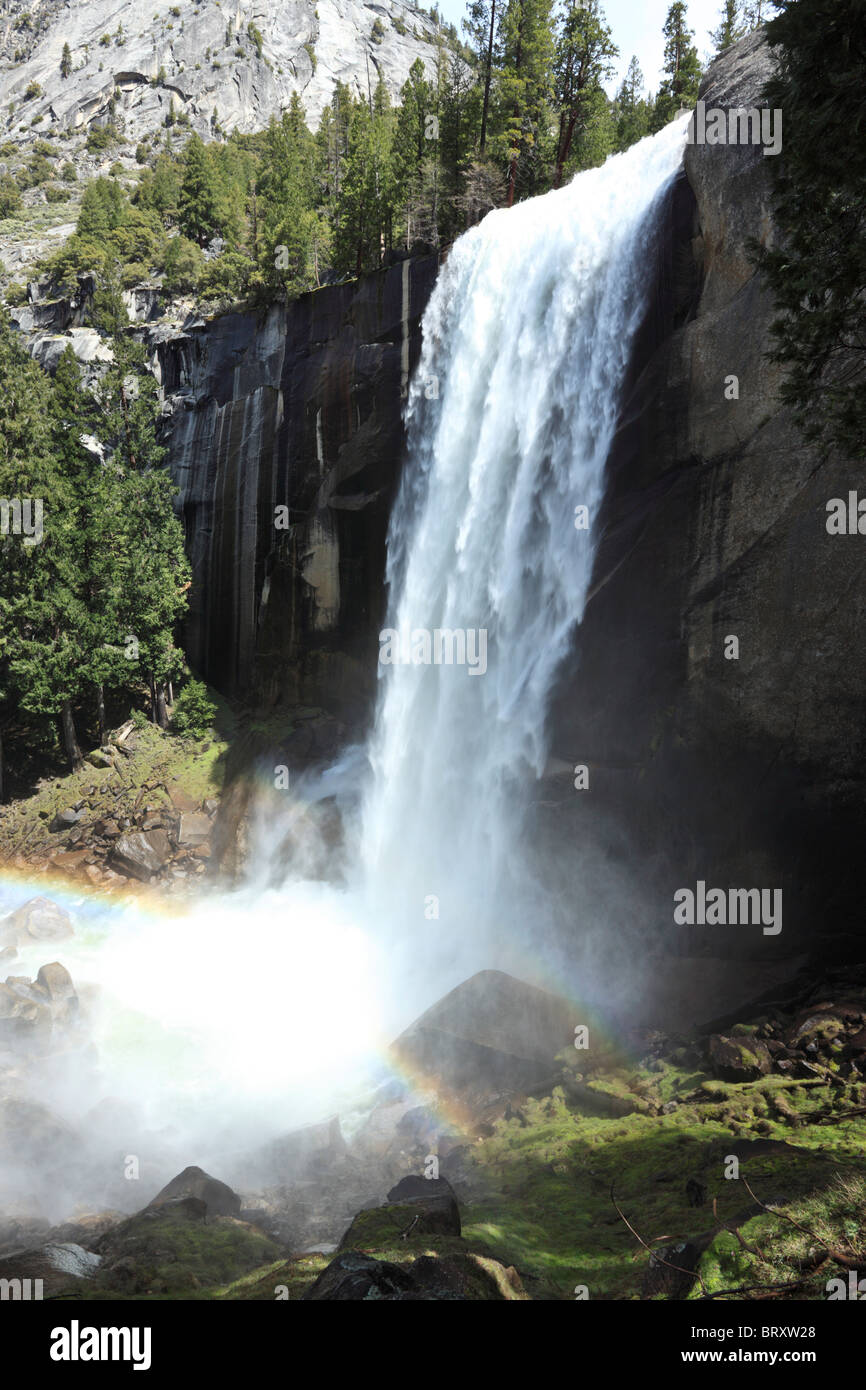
96;682;107;745
155;682;168;730
479;0;496;154
61;701;82;769
0;726;4;804
149;673;158;724
554;109;578;190
506;150;518;207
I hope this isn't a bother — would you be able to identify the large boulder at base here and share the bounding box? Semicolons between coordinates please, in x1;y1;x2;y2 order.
0;897;74;946
338;1177;462;1250
391;970;575;1099
111;830;172;881
147;1166;241;1218
0;1241;101;1298
302;1249;527;1301
708;1033;773;1081
93;1200;279;1296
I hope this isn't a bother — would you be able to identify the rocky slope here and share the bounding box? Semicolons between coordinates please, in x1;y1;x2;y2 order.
2;958;864;1299
0;0;441;140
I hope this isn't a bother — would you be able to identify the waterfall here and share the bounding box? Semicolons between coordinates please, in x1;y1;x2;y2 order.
0;122;690;1215
360;119;689;991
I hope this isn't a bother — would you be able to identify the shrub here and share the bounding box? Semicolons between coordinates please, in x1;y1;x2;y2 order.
44;184;67;203
163;234;203;294
60;161;77;183
0;177;22;217
5;281;28;306
171;679;217;738
24;81;42;100
86;124;117;152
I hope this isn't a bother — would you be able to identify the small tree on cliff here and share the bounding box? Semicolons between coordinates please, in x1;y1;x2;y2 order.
652;2;702;129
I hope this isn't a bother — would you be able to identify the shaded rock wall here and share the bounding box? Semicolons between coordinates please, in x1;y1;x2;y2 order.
160;254;439;719
549;32;865;958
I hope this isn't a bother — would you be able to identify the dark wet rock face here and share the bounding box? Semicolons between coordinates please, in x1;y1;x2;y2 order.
161;255;440;721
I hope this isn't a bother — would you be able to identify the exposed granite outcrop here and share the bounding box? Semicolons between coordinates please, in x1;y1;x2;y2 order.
550;31;865;958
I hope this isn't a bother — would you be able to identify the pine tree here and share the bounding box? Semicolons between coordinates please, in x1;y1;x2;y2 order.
498;0;556;206
615;55;650;151
462;0;498;153
552;0;618;187
652;2;702;130
711;0;746;54
178;133;231;246
60;42;72;78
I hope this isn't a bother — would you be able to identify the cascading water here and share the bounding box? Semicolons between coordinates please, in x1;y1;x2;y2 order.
361;116;690;995
0;119;689;1217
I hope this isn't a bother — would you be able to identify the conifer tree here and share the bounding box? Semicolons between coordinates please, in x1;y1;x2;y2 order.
552;0;618;187
652;2;702;129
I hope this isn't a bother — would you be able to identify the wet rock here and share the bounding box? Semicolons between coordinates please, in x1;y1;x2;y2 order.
148;1166;241;1219
111;829;172;881
0;1241;101;1297
391;970;575;1101
1;897;74;945
708;1033;773;1081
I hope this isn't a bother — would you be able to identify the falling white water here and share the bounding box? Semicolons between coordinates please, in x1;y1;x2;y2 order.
361;118;690;987
0;121;689;1219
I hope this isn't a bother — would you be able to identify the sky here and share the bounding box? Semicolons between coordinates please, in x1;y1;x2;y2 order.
433;0;729;97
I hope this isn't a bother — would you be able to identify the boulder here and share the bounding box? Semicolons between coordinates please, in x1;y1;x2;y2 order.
50;808;81;832
1;897;74;945
708;1033;773;1081
148;1166;241;1219
302;1248;526;1301
177;813;212;848
391;970;575;1099
111;830;172;881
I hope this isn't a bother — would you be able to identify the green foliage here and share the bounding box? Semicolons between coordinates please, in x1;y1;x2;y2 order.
163;234;203;294
86;123;119;152
4;281;27;305
247;21;264;58
60;42;72;78
615;55;651;151
24;81;42;101
171;678;217;738
0;176;22;217
711;0;747;54
756;0;866;457
651;2;703;129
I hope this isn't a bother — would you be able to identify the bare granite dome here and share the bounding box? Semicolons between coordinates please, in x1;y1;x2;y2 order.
0;0;442;140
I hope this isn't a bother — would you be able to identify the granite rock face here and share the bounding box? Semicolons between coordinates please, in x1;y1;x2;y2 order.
159;252;439;715
0;0;441;140
549;31;866;957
